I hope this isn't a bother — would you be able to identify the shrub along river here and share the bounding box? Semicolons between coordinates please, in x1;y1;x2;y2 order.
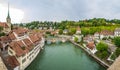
26;42;106;70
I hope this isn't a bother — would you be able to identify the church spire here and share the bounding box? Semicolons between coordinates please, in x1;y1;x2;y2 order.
7;3;10;19
6;3;11;31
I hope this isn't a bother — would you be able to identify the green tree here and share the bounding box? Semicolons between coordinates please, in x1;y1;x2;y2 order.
0;32;5;36
101;51;108;59
59;29;63;35
74;37;78;42
114;37;120;47
115;48;120;57
0;26;3;32
96;42;108;52
69;28;76;35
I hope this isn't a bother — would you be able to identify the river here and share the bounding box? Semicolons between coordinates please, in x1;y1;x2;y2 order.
26;42;106;70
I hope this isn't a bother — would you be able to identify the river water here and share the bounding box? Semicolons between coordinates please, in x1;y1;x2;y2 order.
26;42;106;70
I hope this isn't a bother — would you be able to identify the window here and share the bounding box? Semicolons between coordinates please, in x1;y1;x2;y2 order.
21;46;26;50
22;54;25;57
9;50;13;54
22;58;26;63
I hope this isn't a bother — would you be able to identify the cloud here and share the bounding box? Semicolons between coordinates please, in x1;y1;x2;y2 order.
1;0;120;23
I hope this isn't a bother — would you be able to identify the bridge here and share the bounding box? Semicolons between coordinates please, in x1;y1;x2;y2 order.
45;35;71;44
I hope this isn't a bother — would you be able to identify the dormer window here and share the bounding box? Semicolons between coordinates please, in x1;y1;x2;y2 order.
21;46;25;50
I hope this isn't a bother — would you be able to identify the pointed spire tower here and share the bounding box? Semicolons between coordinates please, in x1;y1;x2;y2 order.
6;3;11;30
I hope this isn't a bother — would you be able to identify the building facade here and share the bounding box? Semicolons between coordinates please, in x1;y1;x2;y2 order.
114;28;120;37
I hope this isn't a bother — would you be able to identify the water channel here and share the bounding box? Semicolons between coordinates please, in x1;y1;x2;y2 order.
26;42;106;70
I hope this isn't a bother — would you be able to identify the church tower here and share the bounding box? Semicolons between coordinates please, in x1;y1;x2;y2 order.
6;3;11;30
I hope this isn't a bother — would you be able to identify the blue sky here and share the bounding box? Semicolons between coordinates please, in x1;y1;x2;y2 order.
1;0;120;23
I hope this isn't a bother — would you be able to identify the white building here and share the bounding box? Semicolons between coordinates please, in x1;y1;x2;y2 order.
100;30;114;39
76;26;81;34
0;27;46;70
8;33;45;70
63;29;69;34
94;32;100;39
72;35;83;42
86;41;97;54
114;28;120;36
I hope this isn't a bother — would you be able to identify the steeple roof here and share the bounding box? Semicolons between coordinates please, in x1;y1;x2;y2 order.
7;3;11;19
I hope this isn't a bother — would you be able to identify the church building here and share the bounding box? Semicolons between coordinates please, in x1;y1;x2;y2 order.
0;4;11;34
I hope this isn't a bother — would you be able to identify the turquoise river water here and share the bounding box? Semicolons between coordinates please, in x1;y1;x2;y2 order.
26;42;106;70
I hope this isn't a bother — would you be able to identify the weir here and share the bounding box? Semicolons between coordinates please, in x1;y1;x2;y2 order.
45;37;69;44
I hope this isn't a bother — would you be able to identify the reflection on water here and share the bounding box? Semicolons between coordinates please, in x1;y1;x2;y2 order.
26;42;106;70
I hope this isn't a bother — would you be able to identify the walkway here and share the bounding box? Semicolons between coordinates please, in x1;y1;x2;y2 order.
70;40;110;68
108;56;120;70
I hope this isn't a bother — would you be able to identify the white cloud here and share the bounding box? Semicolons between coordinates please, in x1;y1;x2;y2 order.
1;0;120;22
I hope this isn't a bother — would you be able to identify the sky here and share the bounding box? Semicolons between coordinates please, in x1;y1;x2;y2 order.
0;0;120;23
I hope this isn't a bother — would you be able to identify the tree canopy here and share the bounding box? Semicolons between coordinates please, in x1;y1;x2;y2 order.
114;37;120;47
96;42;108;52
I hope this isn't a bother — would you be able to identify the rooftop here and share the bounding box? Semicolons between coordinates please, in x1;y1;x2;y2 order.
0;22;9;28
87;41;95;50
100;30;114;35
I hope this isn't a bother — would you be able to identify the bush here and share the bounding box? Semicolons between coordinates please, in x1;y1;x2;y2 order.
114;37;120;47
96;42;108;52
115;48;120;57
101;51;108;59
110;48;120;60
0;32;5;37
96;42;109;59
102;37;107;40
59;29;63;35
46;31;51;34
111;53;116;60
69;28;76;35
74;37;78;42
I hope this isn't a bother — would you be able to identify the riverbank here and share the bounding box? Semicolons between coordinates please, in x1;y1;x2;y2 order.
70;40;110;68
26;42;106;70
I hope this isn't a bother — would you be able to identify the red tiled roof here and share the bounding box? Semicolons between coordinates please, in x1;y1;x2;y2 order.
94;32;100;35
17;41;29;53
6;56;20;69
87;41;95;50
13;27;28;36
8;32;16;40
77;26;81;31
100;30;114;35
83;35;94;40
9;41;28;57
51;31;56;35
23;38;33;50
0;36;11;43
0;22;9;28
29;34;40;43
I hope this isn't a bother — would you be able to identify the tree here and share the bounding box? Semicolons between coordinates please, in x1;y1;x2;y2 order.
115;48;120;57
101;51;108;59
96;42;109;59
114;37;120;47
0;32;5;36
0;26;3;32
59;29;63;35
69;28;76;35
74;37;78;42
96;42;108;52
